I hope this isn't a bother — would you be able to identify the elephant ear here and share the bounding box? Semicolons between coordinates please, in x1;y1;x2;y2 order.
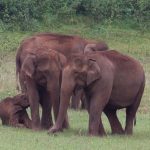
95;42;108;51
84;44;97;53
22;55;35;78
87;59;101;86
84;42;108;53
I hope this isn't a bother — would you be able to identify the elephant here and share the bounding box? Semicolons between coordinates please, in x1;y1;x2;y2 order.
0;94;31;128
48;50;145;136
20;48;69;130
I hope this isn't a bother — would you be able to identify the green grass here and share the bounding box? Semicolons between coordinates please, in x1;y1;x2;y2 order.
0;22;150;149
0;110;149;150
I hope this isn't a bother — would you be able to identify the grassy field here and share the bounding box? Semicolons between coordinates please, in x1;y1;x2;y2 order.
0;111;149;150
0;23;150;150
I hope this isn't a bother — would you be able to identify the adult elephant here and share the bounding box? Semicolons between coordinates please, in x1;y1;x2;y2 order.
48;50;145;136
20;48;68;130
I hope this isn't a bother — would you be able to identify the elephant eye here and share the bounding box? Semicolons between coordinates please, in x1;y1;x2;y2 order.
89;58;96;62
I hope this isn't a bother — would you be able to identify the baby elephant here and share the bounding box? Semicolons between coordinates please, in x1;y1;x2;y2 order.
0;94;31;128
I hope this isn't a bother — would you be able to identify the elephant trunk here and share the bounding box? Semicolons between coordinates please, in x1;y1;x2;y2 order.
54;71;75;130
55;89;72;128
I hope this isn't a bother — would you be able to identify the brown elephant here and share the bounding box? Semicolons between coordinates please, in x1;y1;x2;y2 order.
48;50;145;136
0;94;31;128
20;48;68;130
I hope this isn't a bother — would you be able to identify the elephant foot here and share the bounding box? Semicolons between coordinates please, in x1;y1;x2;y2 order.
112;129;125;135
62;120;69;129
41;123;53;130
42;126;51;130
32;126;42;131
99;132;107;137
71;106;78;110
125;126;133;135
33;128;42;131
88;132;99;137
125;130;133;135
14;123;26;128
88;132;106;137
47;125;63;134
89;129;106;137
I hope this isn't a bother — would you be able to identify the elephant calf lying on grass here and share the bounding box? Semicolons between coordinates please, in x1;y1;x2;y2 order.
49;50;145;136
0;94;31;128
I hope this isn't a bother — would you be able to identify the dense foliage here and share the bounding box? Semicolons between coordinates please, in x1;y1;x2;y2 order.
0;0;149;30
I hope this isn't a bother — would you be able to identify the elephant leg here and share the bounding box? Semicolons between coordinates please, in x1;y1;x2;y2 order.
14;123;26;128
81;93;87;110
2;118;9;125
125;103;140;135
89;107;104;136
62;114;69;129
40;90;53;129
88;88;112;136
88;95;106;136
26;78;40;130
125;106;136;135
98;117;106;136
9;114;24;128
125;82;144;135
104;108;124;134
71;93;81;110
83;92;90;112
21;110;32;129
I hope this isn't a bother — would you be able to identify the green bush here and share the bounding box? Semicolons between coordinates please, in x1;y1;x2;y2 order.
0;0;149;31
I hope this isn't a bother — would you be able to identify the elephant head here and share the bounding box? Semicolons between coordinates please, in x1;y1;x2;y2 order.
21;49;67;86
84;41;108;53
49;54;101;132
13;94;29;109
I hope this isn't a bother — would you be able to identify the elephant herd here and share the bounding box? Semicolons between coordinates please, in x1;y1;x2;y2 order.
0;33;145;137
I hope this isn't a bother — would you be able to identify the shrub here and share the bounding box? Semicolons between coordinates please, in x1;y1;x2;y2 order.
0;0;149;30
